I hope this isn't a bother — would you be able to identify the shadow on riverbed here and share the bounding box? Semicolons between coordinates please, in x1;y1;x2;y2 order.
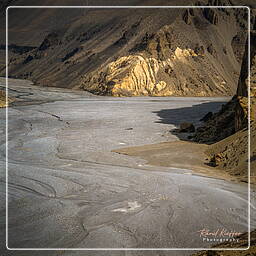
153;101;227;139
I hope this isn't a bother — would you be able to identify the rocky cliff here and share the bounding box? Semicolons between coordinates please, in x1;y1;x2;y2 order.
0;0;252;96
193;19;256;183
194;27;256;144
235;30;256;130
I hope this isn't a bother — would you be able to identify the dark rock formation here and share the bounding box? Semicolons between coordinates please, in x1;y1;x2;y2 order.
194;44;205;55
231;32;248;63
207;43;216;55
193;17;256;186
203;8;218;25
194;100;236;144
200;112;213;122
179;122;195;133
39;32;61;51
235;31;256;131
194;20;256;143
23;55;33;64
61;47;80;62
0;44;36;54
182;10;191;25
236;32;256;97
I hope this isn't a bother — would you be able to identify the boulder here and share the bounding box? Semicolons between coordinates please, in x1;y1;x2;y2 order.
179;122;195;133
207;44;216;56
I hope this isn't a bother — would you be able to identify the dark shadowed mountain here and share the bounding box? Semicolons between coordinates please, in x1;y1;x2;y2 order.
0;0;255;96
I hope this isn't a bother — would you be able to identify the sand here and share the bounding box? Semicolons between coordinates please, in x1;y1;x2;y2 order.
113;140;244;184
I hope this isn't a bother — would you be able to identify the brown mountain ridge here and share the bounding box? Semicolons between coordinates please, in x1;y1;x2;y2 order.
0;0;253;96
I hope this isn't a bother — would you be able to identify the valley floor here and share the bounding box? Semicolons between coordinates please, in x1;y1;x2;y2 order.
0;78;255;256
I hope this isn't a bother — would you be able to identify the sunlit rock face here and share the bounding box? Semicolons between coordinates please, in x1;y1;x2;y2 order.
0;90;14;107
82;34;235;97
85;45;228;97
108;56;164;96
84;55;168;96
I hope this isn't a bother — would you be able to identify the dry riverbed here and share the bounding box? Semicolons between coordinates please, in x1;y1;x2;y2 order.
0;78;255;256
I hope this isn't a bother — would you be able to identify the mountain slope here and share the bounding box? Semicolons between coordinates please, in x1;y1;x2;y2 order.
192;24;256;183
0;0;252;96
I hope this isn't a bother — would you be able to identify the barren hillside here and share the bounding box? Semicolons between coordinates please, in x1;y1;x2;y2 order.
193;26;256;183
0;0;253;96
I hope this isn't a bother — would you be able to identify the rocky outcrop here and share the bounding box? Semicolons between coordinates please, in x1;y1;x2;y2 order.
231;32;248;63
193;99;236;144
62;47;80;62
207;43;216;56
182;9;193;25
193;19;256;183
83;55;162;96
200;111;213;122
203;8;218;25
194;21;256;142
0;90;6;107
235;31;256;130
0;90;14;107
83;45;222;96
38;32;61;51
179;122;195;133
81;16;240;97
